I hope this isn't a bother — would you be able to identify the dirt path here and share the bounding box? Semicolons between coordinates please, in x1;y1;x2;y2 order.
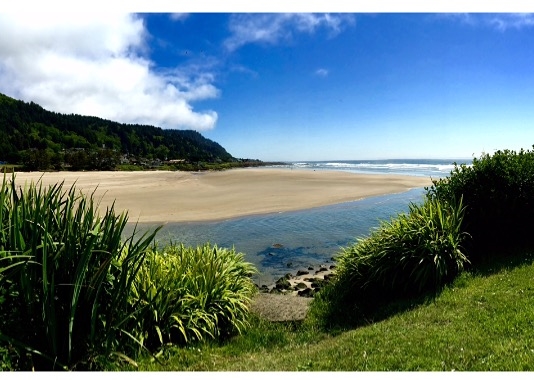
250;294;313;322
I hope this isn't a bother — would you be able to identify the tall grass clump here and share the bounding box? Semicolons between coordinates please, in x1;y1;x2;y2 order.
310;196;468;327
427;147;534;260
0;174;159;370
130;243;257;351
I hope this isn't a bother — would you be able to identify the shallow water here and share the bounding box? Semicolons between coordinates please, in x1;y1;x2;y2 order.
123;187;427;285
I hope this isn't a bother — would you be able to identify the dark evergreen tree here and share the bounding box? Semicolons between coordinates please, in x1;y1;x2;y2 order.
0;93;236;170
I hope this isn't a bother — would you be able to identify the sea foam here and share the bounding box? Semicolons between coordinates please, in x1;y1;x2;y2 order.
288;159;470;178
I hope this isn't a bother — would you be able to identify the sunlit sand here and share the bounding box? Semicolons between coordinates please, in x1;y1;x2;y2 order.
13;168;432;223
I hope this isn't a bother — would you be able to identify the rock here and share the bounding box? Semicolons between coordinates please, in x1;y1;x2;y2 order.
272;243;284;249
275;277;291;290
310;278;326;287
308;266;314;271
296;270;309;276
297;288;315;298
329;265;337;270
283;273;293;280
268;252;275;256
286;262;293;268
295;282;308;290
270;288;282;294
318;267;328;272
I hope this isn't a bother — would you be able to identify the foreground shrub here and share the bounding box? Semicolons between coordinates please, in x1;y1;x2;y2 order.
428;148;534;258
130;243;257;350
343;196;468;294
0;175;159;370
310;196;468;327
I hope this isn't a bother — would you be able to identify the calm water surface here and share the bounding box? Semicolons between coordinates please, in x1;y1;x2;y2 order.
124;187;427;285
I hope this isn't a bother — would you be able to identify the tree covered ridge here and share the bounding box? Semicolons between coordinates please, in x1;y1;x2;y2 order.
0;92;236;170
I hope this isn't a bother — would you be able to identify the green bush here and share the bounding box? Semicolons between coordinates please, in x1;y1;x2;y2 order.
130;243;257;350
340;196;468;295
310;196;468;327
0;174;261;370
427;148;534;258
0;174;159;370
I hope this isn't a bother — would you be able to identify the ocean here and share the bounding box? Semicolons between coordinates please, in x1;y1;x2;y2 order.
272;158;469;178
124;159;470;285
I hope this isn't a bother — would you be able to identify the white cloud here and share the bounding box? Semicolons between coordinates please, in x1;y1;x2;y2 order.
224;13;355;51
487;13;534;31
0;13;218;130
315;68;329;77
169;13;189;22
442;13;534;31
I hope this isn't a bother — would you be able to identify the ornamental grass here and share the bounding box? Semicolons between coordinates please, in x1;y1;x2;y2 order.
310;196;469;328
0;175;257;370
131;243;257;350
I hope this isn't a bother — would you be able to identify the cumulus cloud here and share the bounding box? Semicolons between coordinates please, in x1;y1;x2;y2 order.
224;13;355;51
0;13;218;130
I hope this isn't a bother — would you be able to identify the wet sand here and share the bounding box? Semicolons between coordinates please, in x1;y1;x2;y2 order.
12;168;432;223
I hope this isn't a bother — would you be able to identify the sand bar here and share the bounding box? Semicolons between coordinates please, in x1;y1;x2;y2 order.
11;168;432;223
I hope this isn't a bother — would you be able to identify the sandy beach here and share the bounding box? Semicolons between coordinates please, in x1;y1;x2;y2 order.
12;168;432;223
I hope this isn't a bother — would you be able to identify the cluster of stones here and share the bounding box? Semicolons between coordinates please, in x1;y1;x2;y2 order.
257;264;337;297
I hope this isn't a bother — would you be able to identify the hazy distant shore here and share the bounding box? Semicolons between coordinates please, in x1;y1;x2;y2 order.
13;168;432;223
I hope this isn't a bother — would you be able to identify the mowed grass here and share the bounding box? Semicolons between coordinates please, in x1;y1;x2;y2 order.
139;251;534;371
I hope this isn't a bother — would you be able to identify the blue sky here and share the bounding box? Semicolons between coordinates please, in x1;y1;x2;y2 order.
1;12;534;161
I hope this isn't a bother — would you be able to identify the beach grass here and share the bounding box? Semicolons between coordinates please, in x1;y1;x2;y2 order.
0;175;257;370
307;195;469;330
0;174;160;370
130;243;257;350
138;249;534;371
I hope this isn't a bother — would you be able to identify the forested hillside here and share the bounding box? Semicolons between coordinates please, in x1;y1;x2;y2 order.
0;93;237;170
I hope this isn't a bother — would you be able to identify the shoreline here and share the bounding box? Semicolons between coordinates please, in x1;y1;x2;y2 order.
251;264;337;321
11;168;432;223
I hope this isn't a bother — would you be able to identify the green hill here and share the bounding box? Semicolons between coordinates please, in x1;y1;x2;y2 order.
0;92;237;170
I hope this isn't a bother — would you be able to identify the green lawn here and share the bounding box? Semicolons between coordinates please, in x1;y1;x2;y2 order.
138;251;534;371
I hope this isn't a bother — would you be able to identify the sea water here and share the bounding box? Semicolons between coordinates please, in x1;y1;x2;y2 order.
123;159;470;285
276;158;470;178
